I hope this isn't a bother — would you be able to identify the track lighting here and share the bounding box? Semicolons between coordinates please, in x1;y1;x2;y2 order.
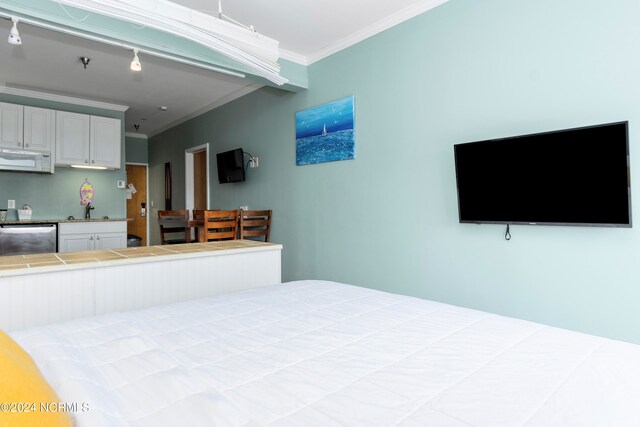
8;17;21;46
130;49;141;71
54;0;285;84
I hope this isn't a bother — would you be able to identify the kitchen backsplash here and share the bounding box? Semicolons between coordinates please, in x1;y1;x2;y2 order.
0;168;126;220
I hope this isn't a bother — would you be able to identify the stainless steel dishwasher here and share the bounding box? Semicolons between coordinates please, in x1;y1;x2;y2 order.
0;223;57;256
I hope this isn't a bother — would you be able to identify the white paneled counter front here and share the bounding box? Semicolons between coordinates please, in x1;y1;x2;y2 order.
0;240;282;331
58;220;127;252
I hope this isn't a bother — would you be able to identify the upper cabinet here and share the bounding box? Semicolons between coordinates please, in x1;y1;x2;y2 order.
0;101;121;169
56;111;90;165
0;103;55;152
90;116;121;169
56;111;121;169
24;106;55;152
0;102;24;149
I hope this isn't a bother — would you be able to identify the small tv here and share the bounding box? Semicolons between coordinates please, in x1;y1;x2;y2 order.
216;148;245;184
454;121;631;227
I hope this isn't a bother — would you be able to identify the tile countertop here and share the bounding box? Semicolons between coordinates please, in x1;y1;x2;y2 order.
0;240;282;277
0;218;131;225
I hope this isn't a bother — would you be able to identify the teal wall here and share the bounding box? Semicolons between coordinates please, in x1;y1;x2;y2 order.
125;136;148;164
0;94;126;220
149;0;640;344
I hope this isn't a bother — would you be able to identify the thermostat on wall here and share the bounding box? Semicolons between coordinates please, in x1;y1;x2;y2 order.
117;180;126;189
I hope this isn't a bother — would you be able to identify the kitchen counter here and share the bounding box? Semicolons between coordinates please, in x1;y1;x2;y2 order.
0;240;283;331
0;240;281;277
0;218;130;225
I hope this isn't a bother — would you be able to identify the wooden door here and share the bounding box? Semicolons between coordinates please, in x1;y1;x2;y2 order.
194;150;207;209
126;164;148;245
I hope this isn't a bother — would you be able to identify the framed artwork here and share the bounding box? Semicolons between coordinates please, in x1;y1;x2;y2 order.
296;96;355;166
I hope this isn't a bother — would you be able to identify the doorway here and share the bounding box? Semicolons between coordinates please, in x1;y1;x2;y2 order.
126;163;148;246
185;144;209;215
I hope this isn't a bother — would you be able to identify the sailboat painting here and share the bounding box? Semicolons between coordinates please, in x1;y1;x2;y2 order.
295;96;355;166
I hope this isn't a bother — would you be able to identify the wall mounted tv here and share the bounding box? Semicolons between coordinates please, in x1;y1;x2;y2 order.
454;121;631;227
216;148;245;184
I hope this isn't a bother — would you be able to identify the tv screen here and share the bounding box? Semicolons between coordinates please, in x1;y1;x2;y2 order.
454;121;631;227
216;148;245;184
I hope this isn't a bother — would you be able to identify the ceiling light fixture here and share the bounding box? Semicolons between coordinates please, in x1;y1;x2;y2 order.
54;0;286;85
158;106;168;111
70;164;108;170
79;56;90;69
7;17;21;45
130;49;141;71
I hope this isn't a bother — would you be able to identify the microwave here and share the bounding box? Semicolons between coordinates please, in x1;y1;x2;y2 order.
0;149;54;174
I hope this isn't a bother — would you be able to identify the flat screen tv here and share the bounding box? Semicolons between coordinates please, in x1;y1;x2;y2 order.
454;121;631;227
216;148;245;184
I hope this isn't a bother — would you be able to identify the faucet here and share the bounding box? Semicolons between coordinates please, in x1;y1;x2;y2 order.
85;203;95;219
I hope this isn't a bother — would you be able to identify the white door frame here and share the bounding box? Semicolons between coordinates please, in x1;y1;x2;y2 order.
125;162;150;246
185;143;210;218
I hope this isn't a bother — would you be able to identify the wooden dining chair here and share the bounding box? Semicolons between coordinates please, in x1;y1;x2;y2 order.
201;210;238;241
239;209;272;242
158;210;190;244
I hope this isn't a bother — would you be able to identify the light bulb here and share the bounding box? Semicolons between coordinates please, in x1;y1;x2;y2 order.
8;18;21;46
130;49;141;71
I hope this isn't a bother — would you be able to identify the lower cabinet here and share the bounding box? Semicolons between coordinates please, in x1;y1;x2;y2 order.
58;221;127;253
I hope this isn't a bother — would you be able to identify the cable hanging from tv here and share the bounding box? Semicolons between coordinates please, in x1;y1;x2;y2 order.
243;151;258;170
505;224;511;241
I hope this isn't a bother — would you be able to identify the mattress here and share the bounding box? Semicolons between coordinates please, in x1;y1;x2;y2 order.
11;280;640;426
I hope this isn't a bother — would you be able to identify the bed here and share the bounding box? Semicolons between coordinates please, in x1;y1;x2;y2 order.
8;280;640;426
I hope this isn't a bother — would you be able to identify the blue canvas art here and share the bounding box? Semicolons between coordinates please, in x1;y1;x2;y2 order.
296;96;355;166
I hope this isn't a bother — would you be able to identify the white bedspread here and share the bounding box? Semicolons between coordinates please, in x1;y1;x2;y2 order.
11;280;640;426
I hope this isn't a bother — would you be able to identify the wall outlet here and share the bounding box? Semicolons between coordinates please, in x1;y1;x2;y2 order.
240;205;248;211
249;156;259;168
7;200;15;209
117;180;126;189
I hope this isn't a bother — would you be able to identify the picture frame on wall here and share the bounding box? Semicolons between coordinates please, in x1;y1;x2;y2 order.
295;96;355;166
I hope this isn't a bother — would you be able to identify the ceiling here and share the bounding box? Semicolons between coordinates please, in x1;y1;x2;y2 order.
172;0;442;62
0;0;443;137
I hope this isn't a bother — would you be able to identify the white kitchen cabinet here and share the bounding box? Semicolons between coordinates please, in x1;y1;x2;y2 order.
58;221;127;253
56;111;90;166
95;232;127;250
0;102;24;149
24;106;55;152
90;116;121;169
58;234;95;253
56;112;121;169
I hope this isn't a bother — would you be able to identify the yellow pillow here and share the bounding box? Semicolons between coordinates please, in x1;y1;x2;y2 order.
0;331;72;427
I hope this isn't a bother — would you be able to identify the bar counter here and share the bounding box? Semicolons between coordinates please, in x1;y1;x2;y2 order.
0;240;281;277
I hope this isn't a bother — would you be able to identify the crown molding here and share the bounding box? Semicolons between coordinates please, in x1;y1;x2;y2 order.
146;82;263;139
0;84;129;112
125;132;149;139
279;49;309;66
289;0;450;66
